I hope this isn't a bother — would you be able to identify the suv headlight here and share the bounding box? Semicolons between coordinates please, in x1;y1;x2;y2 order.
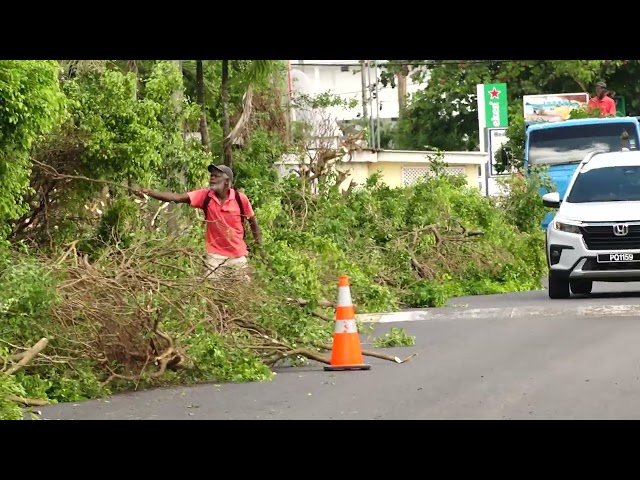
554;220;581;234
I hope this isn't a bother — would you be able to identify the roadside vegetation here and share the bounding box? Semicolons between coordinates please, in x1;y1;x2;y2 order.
0;60;556;419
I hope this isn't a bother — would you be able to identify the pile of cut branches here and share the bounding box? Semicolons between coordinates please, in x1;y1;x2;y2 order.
392;222;487;281
20;237;415;392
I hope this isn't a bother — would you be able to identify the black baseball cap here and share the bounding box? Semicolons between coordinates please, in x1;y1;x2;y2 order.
208;164;233;185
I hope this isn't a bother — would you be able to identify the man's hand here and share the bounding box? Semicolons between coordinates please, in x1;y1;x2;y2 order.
132;187;150;199
249;242;271;266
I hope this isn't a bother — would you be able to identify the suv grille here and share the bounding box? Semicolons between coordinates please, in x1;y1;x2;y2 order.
580;224;640;250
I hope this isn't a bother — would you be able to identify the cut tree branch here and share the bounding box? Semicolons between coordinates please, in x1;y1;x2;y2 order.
318;344;417;364
3;338;51;408
5;338;50;376
6;395;49;407
32;159;142;195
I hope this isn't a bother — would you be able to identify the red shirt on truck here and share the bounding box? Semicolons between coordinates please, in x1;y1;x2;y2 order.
587;95;616;117
587;81;617;117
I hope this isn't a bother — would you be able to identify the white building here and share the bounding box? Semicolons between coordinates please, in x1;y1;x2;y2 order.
285;60;502;197
288;60;427;125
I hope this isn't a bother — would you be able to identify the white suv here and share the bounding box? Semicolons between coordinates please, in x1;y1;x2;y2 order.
544;150;640;299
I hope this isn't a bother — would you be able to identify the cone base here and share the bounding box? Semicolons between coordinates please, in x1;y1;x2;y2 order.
324;364;371;371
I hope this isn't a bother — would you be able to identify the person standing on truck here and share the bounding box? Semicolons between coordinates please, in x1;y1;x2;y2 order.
587;81;616;117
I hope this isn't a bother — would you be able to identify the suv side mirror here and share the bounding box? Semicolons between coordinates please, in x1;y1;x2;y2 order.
542;191;561;208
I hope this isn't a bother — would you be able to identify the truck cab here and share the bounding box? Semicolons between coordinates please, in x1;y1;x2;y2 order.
524;117;640;230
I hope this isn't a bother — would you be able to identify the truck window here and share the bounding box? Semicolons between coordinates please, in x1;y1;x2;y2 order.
528;122;638;166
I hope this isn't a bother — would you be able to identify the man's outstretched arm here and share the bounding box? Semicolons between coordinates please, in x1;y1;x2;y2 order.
139;188;191;204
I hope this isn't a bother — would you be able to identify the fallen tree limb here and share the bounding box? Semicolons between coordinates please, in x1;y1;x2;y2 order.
264;348;331;366
5;338;50;376
317;343;417;364
3;338;51;409
1;351;28;366
6;395;49;407
264;343;417;367
363;350;418;363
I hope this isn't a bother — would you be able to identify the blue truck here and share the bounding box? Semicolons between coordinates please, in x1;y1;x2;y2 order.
523;116;640;230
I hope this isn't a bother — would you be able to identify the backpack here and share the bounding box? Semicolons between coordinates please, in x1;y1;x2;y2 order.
202;189;247;237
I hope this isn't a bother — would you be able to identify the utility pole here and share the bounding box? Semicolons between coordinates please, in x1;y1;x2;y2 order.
374;60;381;150
360;60;368;121
365;61;375;150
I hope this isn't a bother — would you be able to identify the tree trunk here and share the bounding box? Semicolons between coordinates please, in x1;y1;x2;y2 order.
167;60;185;235
127;60;139;98
196;60;211;154
124;60;139;197
360;60;368;120
221;59;232;168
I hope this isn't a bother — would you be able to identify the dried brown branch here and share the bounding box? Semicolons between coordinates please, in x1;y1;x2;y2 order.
395;223;485;281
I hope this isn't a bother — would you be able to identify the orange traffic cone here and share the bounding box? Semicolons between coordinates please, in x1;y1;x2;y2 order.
324;275;371;371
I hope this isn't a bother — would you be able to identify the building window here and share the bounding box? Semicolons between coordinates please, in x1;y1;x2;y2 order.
340;65;349;72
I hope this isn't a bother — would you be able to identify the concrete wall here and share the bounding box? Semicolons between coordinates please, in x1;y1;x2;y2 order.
275;149;487;192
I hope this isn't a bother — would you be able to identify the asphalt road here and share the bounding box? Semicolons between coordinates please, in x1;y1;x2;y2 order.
35;280;640;420
444;277;640;309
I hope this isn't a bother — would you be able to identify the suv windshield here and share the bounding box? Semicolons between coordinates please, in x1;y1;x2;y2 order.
567;165;640;203
528;122;638;166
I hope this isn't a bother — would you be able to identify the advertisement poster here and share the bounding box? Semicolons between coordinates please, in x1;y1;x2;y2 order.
523;93;589;124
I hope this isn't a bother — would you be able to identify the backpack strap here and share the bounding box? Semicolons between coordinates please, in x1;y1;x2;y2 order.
235;189;247;238
202;192;211;221
235;189;245;220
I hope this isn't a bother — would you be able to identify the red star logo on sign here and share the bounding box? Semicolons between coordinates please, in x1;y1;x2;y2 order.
489;88;500;98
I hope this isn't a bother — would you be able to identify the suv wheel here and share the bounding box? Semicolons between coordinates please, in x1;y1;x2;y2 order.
548;271;570;299
570;279;593;295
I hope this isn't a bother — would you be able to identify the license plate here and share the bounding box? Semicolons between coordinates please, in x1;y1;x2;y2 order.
597;253;640;263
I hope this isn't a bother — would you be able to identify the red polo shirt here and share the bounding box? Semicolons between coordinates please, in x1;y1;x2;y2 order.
187;188;254;257
587;95;616;117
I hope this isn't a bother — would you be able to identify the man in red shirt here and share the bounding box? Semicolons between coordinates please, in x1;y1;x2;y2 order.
587;81;616;117
139;164;262;279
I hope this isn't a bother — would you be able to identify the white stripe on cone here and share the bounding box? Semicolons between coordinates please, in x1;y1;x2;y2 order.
334;319;358;334
337;286;353;307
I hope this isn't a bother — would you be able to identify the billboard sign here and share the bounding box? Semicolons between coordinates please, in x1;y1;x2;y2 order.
523;92;589;124
483;83;509;128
